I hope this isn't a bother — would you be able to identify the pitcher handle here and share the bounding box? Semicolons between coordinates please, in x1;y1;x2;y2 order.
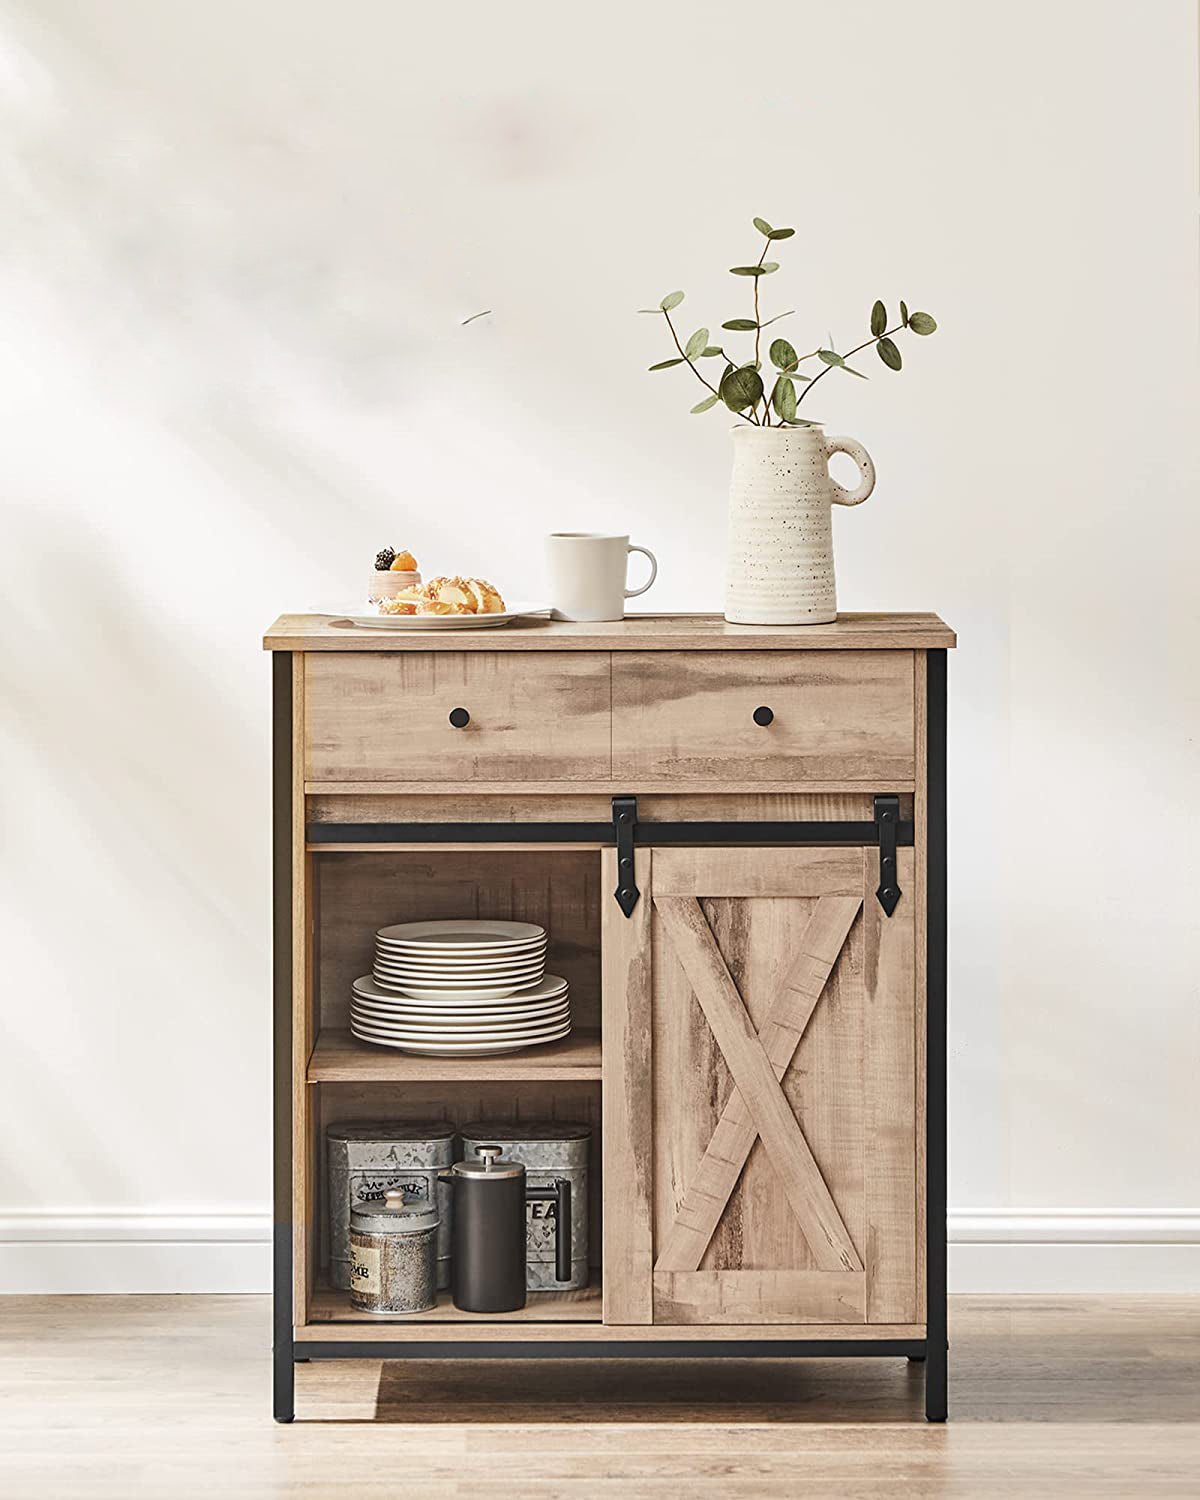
825;435;876;506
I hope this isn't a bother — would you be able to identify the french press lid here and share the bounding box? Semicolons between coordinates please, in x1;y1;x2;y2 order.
446;1144;524;1180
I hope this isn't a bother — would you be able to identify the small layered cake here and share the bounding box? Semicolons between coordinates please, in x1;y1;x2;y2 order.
368;547;422;605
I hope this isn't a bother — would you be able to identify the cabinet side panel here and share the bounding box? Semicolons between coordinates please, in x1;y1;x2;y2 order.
601;847;654;1324
913;650;928;1319
863;846;918;1322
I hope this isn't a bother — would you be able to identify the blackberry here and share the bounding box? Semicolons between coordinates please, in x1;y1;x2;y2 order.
374;547;396;571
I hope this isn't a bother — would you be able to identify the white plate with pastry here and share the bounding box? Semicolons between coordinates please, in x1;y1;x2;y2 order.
330;604;549;630
323;572;549;629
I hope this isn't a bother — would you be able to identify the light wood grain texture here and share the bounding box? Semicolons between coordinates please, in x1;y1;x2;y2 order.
315;848;601;1032
307;778;918;796
653;1270;866;1325
862;847;918;1323
612;650;915;782
295;1315;922;1344
652;846;863;898
307;790;913;824
601;846;654;1325
4;1294;1196;1494
655;894;862;1273
290;655;312;1315
308;1027;601;1082
655;895;863;1277
309;1283;602;1324
265;610;958;652
305;651;612;782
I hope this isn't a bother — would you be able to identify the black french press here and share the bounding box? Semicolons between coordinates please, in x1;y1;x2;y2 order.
440;1145;572;1312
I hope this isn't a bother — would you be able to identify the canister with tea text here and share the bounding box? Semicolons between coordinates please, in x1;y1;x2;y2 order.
461;1121;590;1290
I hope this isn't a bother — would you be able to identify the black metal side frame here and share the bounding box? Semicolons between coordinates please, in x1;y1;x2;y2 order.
272;650;948;1422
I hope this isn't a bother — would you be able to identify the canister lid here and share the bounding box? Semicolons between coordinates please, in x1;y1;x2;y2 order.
461;1120;591;1143
351;1190;440;1235
447;1144;524;1180
328;1120;455;1144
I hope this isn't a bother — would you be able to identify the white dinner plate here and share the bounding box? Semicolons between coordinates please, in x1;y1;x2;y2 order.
349;1023;572;1056
352;991;568;1016
322;603;551;632
353;973;567;1006
372;952;546;974
351;999;570;1027
350;1011;570;1040
373;943;547;967
377;920;545;948
372;968;546;989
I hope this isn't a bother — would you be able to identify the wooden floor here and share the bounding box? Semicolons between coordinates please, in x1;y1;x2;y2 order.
1;1296;1197;1497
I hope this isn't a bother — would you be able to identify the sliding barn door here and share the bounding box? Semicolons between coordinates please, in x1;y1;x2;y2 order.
603;846;917;1327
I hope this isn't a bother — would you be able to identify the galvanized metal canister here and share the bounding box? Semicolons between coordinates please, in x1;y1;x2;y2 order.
461;1121;590;1291
327;1121;455;1291
349;1192;439;1315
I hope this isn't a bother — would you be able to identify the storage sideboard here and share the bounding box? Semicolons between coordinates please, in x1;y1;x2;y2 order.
264;611;955;1422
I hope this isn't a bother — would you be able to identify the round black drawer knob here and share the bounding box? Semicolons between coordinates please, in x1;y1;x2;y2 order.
448;707;471;729
752;705;774;727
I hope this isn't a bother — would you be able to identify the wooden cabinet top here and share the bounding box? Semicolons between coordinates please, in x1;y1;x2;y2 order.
263;611;955;653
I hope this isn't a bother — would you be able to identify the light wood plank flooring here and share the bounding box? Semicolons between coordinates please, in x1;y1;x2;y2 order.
0;1295;1197;1496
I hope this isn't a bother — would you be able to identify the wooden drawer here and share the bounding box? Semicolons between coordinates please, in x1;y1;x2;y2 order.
304;652;612;782
611;650;915;782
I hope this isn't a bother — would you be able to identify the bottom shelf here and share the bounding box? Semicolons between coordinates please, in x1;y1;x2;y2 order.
308;1278;602;1325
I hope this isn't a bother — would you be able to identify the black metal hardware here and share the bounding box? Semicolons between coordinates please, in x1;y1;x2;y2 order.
448;706;470;728
925;649;949;1422
299;1338;927;1362
612;796;639;916
527;1179;573;1282
308;817;915;847
752;705;774;726
874;795;901;916
271;654;295;1424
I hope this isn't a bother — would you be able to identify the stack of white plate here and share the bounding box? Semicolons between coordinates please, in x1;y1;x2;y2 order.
351;919;570;1056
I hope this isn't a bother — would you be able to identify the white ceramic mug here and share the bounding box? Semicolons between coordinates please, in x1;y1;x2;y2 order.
544;533;658;621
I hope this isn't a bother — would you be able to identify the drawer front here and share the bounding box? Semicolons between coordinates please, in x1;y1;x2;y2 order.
611;650;914;782
305;652;612;782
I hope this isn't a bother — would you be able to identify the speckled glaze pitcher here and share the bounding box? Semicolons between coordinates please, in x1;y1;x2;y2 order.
724;424;876;625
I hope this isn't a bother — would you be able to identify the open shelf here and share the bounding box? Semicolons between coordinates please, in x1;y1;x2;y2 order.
308;1279;602;1325
308;1027;602;1082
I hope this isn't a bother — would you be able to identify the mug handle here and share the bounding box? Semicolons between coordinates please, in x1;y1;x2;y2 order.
825;435;876;506
625;544;658;598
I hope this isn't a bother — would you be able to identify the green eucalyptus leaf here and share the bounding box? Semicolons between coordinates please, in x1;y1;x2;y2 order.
648;357;685;371
908;311;937;335
730;263;779;276
637;307;664;314
841;363;869;379
659;290;685;312
870;300;887;337
877;336;902;370
752;216;774;235
768;227;795;239
721;317;759;330
684;326;710;360
769;337;799;371
818;348;844;366
772;376;797;421
899;300;909;326
720;365;764;412
760;310;795;327
690;393;720;413
700;345;723;357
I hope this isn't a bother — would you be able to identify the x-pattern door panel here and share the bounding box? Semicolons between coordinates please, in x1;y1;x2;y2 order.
602;845;917;1327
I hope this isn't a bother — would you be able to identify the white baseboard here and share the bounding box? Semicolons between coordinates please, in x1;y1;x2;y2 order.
2;1209;1198;1296
0;1212;272;1294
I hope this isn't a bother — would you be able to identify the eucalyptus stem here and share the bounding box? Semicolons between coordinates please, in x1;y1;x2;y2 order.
661;310;720;398
795;323;905;408
753;234;769;421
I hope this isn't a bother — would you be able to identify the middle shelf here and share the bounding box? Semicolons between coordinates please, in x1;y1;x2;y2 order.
308;1027;602;1082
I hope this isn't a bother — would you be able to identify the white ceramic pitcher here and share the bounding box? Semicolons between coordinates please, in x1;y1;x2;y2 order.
724;423;876;625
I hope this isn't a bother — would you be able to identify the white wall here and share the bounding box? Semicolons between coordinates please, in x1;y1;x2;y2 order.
2;0;1197;1294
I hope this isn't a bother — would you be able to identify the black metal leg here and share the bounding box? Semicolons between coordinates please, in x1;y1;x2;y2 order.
907;1354;926;1363
925;649;948;1422
272;654;295;1423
